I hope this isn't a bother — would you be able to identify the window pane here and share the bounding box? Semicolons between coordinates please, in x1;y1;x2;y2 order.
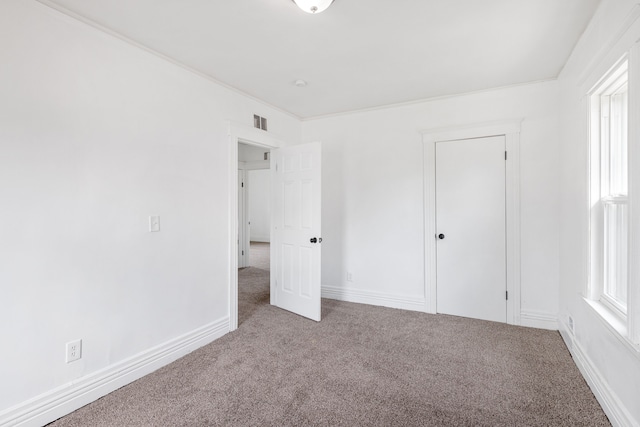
609;87;628;195
603;200;628;308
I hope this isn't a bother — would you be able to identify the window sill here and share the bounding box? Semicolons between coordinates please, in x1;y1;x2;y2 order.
583;298;640;357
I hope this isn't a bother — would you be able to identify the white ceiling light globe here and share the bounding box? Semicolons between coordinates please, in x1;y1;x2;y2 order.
292;0;335;14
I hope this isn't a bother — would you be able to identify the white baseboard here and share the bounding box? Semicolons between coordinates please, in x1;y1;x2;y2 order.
322;285;425;312
559;320;638;427
0;317;229;427
520;310;558;330
559;325;573;352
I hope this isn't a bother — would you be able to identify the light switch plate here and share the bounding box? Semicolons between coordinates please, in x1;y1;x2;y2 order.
149;215;160;232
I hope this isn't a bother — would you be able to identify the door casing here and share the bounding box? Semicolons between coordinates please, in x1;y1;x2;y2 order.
238;169;247;268
422;120;522;325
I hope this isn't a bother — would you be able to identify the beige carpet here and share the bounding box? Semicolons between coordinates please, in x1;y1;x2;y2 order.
238;242;270;326
49;244;609;426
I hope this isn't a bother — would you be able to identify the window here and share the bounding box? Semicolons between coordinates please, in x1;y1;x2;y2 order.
589;58;629;318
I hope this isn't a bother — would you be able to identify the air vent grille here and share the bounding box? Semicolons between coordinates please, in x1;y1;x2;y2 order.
253;114;268;131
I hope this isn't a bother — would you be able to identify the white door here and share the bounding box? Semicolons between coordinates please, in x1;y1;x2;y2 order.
271;142;322;321
435;135;506;323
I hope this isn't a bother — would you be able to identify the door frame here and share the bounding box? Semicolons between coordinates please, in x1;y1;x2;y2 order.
238;169;247;268
422;120;522;325
228;122;284;332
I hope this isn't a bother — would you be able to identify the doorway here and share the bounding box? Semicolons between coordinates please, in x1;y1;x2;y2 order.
228;123;323;330
228;123;282;332
423;121;522;325
238;143;272;326
238;143;271;268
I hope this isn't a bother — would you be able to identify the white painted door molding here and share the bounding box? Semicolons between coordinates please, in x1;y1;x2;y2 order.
228;122;284;332
238;169;248;268
422;120;522;325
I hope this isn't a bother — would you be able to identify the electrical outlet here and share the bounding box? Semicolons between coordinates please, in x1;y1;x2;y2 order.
347;272;353;282
149;215;160;232
568;316;575;334
66;339;82;363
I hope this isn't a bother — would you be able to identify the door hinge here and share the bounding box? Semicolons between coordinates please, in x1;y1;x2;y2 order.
241;182;244;188
506;290;508;300
242;250;244;255
505;151;507;160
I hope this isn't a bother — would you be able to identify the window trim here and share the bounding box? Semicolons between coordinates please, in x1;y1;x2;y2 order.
586;44;640;347
627;43;640;345
588;55;628;306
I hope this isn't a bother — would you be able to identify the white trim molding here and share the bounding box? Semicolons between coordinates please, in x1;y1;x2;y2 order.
322;285;426;312
0;318;229;427
559;320;638;427
228;121;284;332
575;3;640;91
422;120;522;325
627;41;640;345
520;310;558;330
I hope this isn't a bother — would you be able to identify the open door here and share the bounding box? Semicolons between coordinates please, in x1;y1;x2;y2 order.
271;142;321;321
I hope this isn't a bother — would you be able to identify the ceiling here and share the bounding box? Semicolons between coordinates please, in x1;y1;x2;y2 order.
42;0;601;119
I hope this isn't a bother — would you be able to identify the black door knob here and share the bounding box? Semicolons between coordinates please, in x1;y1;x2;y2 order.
438;234;445;240
310;237;318;243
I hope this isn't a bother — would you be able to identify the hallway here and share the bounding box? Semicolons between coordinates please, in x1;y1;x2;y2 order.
238;242;270;325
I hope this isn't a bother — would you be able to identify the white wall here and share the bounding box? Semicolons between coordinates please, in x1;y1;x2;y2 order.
558;0;640;425
248;169;271;243
5;0;635;424
302;80;561;326
0;1;299;423
239;143;269;162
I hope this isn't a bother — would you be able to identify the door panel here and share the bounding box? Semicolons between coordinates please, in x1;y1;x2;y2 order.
435;136;506;323
272;142;321;321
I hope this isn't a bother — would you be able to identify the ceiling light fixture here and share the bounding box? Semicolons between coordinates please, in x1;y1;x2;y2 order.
292;0;334;14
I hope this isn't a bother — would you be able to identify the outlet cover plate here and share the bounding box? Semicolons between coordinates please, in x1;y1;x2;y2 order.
66;339;82;363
